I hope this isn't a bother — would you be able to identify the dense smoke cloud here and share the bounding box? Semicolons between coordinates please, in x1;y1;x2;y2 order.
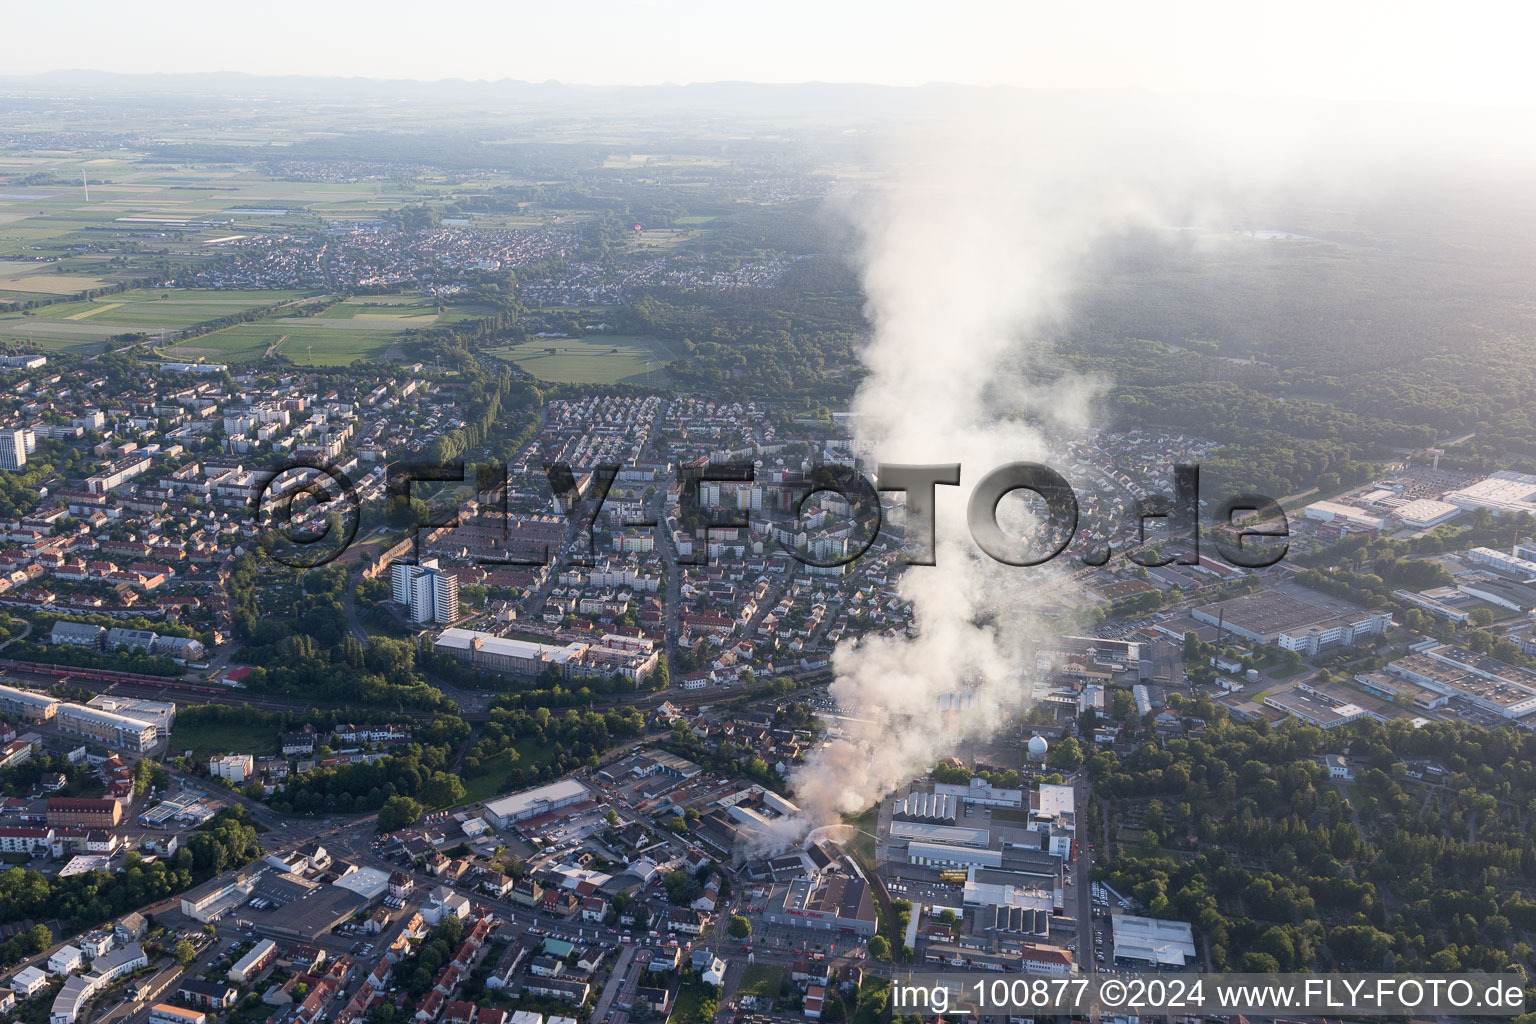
775;93;1536;836
785;101;1170;828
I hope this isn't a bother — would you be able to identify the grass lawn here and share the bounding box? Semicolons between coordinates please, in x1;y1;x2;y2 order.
459;750;519;806
170;718;279;760
735;964;784;999
672;982;718;1024
487;335;673;384
457;739;561;808
513;737;558;767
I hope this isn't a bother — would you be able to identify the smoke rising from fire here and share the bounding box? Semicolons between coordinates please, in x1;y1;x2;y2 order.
772;94;1527;837
784;101;1170;829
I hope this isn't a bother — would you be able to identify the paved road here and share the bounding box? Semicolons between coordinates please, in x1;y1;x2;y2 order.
1073;770;1095;972
0;617;32;650
591;943;637;1021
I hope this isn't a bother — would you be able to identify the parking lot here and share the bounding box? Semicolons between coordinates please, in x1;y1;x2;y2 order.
1091;880;1133;965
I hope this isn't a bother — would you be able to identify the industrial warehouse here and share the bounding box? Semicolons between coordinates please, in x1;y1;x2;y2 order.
1386;642;1536;720
885;779;1074;886
876;773;1078;963
483;778;591;829
1192;589;1393;656
433;628;659;685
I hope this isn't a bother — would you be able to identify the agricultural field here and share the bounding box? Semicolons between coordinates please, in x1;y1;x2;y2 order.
487;334;674;384
0;287;315;352
157;294;482;365
0;260;116;300
160;322;396;365
312;294;488;326
0;154;446;288
0;196;129;262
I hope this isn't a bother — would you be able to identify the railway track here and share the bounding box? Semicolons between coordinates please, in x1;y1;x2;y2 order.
0;657;833;725
0;659;439;720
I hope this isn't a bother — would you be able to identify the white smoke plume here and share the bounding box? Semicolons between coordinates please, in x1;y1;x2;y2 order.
785;98;1172;830
764;93;1536;841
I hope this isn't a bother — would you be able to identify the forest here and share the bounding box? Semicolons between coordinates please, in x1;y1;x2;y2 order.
631;259;865;403
1089;711;1536;994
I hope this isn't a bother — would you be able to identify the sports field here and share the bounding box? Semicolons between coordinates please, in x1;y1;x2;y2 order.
487;334;674;384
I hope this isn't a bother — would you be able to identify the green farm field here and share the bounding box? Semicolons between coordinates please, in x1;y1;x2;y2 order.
314;295;447;322
158;294;480;364
0;155;435;278
0;288;315;352
487;334;675;384
161;322;400;365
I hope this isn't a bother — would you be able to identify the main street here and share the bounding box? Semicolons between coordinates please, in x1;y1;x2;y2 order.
1072;769;1096;973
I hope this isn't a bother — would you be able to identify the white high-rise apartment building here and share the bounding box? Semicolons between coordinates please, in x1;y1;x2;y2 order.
0;429;27;471
432;572;459;623
389;558;459;623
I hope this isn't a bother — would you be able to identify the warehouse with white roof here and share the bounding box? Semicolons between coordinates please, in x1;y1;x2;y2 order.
1111;914;1197;969
484;779;589;828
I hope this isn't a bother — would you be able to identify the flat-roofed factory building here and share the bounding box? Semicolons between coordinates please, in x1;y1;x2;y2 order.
1388;643;1536;720
484;779;589;828
1193;591;1391;656
1111;914;1197;970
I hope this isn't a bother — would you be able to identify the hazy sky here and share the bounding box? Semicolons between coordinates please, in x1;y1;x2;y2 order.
6;0;1532;106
